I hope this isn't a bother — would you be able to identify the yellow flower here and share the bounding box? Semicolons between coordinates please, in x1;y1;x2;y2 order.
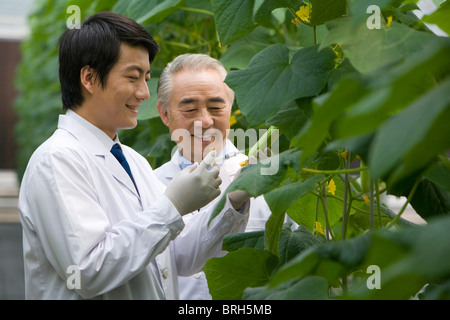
386;16;393;29
291;17;300;26
230;109;241;126
315;221;325;236
364;195;370;204
327;179;336;195
339;150;348;159
239;160;249;167
230;114;237;126
291;5;310;25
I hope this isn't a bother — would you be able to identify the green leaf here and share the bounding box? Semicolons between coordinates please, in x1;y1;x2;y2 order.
243;276;328;300
291;77;367;164
333;39;450;141
321;18;437;74
219;28;273;70
203;248;278;300
347;0;402;23
425;161;450;192
422;1;450;35
368;76;450;183
226;44;335;126
264;175;323;255
135;0;185;24
310;0;347;26
409;179;450;220
277;225;323;267
222;230;265;252
265;101;310;140
270;232;372;287
346;215;450;299
211;0;257;46
211;0;299;46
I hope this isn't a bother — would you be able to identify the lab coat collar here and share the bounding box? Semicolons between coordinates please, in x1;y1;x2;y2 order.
58;110;140;199
60;109;117;156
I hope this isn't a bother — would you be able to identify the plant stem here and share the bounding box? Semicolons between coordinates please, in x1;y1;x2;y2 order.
179;7;214;16
341;151;351;240
301;167;366;175
313;26;317;45
386;179;421;228
320;184;334;241
375;179;382;228
369;179;374;230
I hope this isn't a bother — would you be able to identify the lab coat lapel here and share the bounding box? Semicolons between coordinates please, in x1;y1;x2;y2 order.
105;153;141;198
57;114;140;199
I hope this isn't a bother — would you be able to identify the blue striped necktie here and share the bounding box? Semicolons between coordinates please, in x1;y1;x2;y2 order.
111;143;138;192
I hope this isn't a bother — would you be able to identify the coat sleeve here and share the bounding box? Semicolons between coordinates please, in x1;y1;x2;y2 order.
173;195;250;276
21;147;184;298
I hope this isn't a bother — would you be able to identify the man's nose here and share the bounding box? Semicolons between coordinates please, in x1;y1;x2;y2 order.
136;80;150;101
197;108;214;127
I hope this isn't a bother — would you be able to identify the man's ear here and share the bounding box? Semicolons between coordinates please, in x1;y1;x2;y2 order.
157;102;170;127
80;65;97;95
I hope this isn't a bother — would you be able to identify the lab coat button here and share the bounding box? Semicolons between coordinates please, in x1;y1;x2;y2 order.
225;211;233;217
162;268;169;279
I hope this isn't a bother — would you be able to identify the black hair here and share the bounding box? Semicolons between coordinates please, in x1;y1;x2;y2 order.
58;11;159;110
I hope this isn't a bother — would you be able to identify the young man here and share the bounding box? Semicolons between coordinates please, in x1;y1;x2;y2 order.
18;12;249;300
155;54;274;299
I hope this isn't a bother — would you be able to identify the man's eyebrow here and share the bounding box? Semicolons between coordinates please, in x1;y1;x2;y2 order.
208;97;226;103
179;98;197;105
179;97;226;105
125;65;151;75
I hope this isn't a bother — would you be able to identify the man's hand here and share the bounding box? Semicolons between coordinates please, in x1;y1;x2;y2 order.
227;148;273;210
165;150;222;215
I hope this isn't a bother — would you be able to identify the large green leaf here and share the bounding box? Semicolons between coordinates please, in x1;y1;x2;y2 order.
310;0;347;26
409;179;450;220
211;0;256;46
226;44;335;126
333;39;450;141
211;0;299;46
270;232;373;287
347;0;403;23
136;0;185;24
264;175;323;255
321;18;437;74
422;0;450;35
368;76;450;183
203;248;278;300
243;276;328;300
291;77;367;164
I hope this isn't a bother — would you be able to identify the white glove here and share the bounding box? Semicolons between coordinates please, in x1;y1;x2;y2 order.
165;150;222;215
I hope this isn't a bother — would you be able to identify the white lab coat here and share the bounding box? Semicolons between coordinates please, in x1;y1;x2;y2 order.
18;110;249;300
154;140;272;300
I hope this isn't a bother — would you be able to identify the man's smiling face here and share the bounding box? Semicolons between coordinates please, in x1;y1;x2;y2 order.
83;43;151;139
158;68;232;163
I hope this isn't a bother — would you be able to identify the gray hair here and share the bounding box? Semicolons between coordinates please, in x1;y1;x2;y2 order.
157;53;235;111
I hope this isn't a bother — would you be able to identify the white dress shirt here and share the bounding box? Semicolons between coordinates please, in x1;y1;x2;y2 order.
18;110;249;299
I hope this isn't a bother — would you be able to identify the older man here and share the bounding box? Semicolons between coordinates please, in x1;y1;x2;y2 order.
155;53;273;299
